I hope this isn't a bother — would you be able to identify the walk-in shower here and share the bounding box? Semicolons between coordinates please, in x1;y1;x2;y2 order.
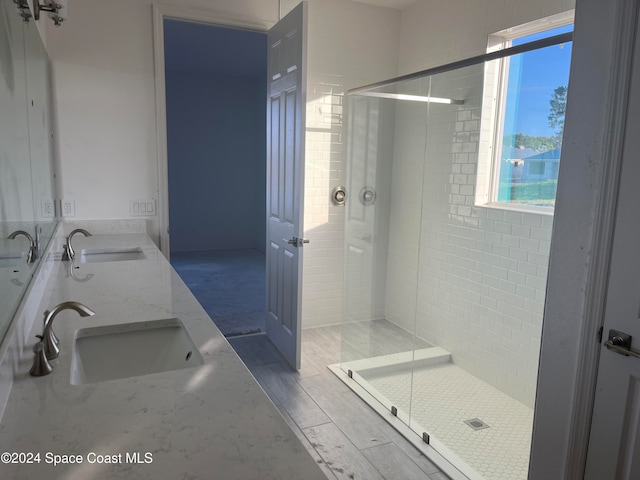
332;32;572;480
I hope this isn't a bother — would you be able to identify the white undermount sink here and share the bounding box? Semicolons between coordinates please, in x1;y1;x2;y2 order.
70;318;204;385
79;247;145;263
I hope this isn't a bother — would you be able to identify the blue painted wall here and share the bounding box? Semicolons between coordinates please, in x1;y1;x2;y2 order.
165;20;266;253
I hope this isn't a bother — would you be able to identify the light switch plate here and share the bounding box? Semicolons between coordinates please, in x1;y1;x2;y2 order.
130;199;156;217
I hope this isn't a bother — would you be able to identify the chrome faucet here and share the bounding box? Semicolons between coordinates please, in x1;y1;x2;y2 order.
61;228;92;261
31;301;95;377
30;336;53;377
41;301;95;361
7;230;37;263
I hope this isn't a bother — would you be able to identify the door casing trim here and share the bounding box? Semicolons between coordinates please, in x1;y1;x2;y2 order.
531;0;639;477
566;3;639;476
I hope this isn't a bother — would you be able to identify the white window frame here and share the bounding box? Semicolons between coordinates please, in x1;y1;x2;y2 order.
477;11;574;214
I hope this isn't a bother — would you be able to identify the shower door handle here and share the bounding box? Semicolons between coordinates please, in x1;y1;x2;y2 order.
285;237;310;247
604;329;640;359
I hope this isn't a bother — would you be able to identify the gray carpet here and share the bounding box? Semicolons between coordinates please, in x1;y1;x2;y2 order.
171;249;267;337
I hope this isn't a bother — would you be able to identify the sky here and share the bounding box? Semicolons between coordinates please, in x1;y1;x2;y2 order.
503;25;573;138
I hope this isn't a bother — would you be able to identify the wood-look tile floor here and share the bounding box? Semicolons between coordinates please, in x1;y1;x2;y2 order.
228;325;450;480
173;250;448;479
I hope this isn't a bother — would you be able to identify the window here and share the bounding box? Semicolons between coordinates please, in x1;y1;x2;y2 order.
486;16;573;211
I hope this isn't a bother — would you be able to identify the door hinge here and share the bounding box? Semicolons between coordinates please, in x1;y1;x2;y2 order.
596;326;603;343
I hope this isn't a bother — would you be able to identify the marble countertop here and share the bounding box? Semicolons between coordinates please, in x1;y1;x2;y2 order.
0;233;327;479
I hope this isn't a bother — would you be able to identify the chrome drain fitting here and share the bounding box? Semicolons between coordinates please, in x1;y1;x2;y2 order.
464;418;490;431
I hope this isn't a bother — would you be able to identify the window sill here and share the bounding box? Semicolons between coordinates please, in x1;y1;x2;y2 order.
479;202;554;217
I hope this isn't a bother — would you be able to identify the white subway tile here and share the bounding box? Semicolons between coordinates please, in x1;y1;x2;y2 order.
491;243;510;258
494;221;512;234
484;231;502;244
541;215;554;229
510;224;531;238
538;240;551;254
537;265;549;279
528;251;550;266
498;279;517;295
481;295;498;310
508;247;529;262
519;237;541;252
503;211;523;225
501;234;520;248
530;227;552;241
486;209;504;221
526;274;547;291
490;265;509;280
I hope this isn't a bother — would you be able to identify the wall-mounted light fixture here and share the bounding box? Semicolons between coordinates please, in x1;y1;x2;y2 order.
13;0;32;22
32;0;68;26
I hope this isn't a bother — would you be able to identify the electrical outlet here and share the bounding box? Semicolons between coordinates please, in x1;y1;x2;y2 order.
40;198;55;218
61;198;76;217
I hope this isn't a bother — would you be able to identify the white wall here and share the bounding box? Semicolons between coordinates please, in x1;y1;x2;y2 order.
46;0;282;246
398;0;575;74
166;72;266;253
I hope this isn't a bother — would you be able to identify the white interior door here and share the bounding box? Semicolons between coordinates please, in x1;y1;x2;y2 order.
265;2;307;369
584;13;640;479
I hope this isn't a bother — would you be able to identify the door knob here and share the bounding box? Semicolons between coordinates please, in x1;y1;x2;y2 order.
604;329;640;359
285;237;309;247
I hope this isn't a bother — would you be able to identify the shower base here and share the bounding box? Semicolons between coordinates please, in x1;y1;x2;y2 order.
331;348;533;480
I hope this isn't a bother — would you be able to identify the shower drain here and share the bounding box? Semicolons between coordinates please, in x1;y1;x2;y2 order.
464;418;490;431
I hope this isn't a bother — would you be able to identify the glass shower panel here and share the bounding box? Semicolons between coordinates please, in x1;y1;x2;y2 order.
340;35;569;479
340;78;430;422
405;62;500;479
406;42;568;478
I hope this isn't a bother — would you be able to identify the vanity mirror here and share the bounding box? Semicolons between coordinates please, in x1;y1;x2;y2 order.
0;0;57;344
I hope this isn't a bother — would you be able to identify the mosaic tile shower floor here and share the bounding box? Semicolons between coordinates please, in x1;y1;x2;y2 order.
361;362;533;480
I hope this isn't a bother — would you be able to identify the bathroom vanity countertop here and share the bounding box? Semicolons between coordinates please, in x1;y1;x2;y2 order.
0;234;326;480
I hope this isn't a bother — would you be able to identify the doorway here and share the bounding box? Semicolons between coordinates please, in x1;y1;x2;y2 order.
163;18;268;337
